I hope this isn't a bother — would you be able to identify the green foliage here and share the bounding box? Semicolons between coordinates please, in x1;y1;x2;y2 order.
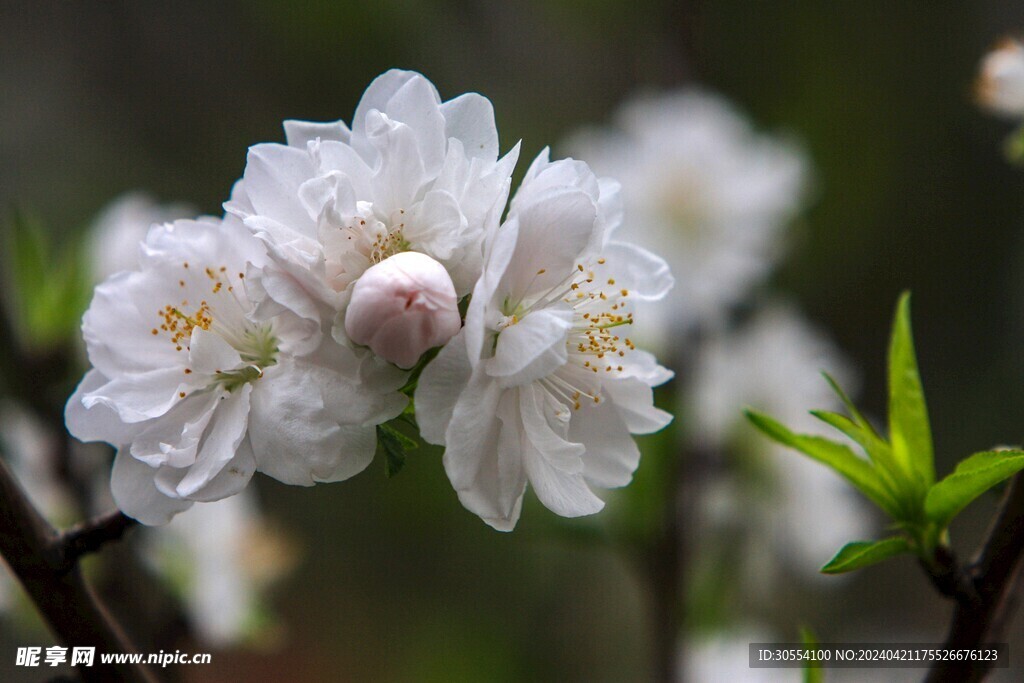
377;422;419;478
4;210;91;351
746;292;1024;576
924;450;1024;528
800;626;824;683
745;411;901;519
820;537;910;574
886;292;934;492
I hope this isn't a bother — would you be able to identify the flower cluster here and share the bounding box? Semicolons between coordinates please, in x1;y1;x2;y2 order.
66;70;674;530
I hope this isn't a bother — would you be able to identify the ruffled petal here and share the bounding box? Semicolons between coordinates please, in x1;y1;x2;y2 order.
569;399;640;488
175;385;253;498
242;144;318;231
283;119;351;147
415;331;472;445
65;369;141;445
604;377;673;434
443;371;526;528
601;241;674;302
487;307;571;386
111;448;193;525
439;92;499;161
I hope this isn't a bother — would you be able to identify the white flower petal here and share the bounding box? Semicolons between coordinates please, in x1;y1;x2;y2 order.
366;112;428;215
182;433;258;503
569;400;639;488
242;144;318;230
131;390;219;469
600;241;673;302
518;384;585;472
522;443;603;519
248;361;392;485
283;118;351;147
351;69;429;161
176;385;253;498
65;369;141;445
443;371;527;527
189;328;243;376
488;308;571;386
83;367;189;423
384;74;447;176
415;330;472;445
439;92;499;161
502;187;597;301
111;448;193;525
605;377;673;434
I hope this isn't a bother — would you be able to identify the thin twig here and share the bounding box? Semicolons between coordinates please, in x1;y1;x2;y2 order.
925;473;1024;682
54;510;139;574
0;455;155;683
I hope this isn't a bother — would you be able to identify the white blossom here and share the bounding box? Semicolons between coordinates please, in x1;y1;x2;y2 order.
565;90;807;345
88;193;194;282
344;252;461;368
141;490;294;647
225;69;519;354
686;303;872;573
683;627;797;683
66;217;406;525
416;150;673;530
977;38;1024;117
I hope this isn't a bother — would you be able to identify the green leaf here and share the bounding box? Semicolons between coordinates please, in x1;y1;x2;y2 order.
887;292;935;489
810;410;904;501
820;537;910;574
377;423;419;478
745;410;902;519
924;450;1024;528
800;626;824;683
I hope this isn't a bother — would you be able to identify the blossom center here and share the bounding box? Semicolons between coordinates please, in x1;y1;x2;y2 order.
153;262;279;393
505;257;636;412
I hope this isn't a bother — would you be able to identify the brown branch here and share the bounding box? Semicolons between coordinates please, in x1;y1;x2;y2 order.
0;455;156;683
925;473;1024;683
54;510;139;574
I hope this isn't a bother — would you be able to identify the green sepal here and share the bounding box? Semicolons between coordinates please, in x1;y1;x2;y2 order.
377;423;419;478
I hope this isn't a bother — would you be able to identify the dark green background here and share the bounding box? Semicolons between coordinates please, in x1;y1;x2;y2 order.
2;2;1024;680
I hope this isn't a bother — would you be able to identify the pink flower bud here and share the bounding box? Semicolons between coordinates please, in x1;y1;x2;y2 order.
344;252;462;368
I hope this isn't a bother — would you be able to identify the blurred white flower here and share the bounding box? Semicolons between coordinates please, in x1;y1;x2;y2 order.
416;150;673;530
977;38;1024;117
141;490;295;647
226;69;519;353
66;217;405;525
683;627;798;683
88;193;194;282
686;303;872;573
344;252;461;368
565;90;807;346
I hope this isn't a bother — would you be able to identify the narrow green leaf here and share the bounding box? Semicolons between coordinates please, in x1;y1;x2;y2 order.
810;410;904;500
800;627;824;683
746;410;902;519
822;372;877;438
924;450;1024;528
820;537;910;574
888;292;935;488
377;423;419;478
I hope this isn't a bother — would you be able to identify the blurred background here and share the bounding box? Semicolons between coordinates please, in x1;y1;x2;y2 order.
3;1;1024;681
